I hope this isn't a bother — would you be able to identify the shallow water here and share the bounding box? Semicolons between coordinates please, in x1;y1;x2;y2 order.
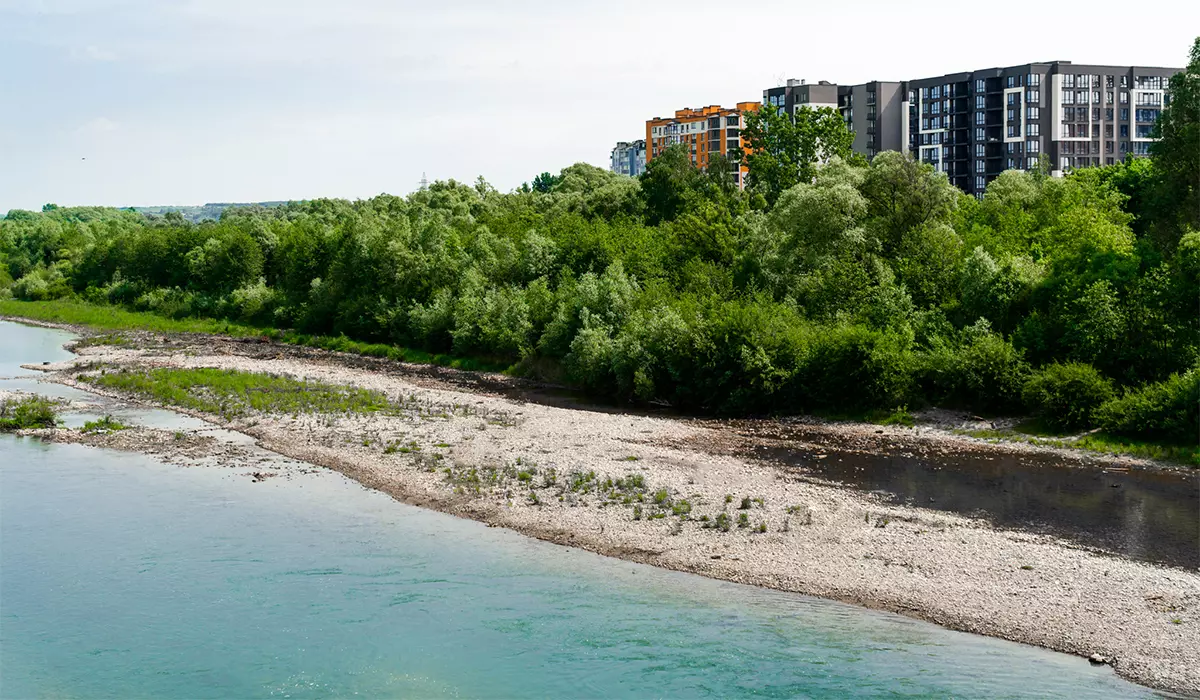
751;433;1200;570
0;320;1164;697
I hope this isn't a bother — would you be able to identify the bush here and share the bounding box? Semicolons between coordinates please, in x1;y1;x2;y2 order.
1096;368;1200;444
0;395;58;431
795;324;912;412
1021;362;1114;431
916;322;1029;414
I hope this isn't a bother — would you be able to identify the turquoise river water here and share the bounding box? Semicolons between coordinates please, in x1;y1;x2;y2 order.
0;322;1157;698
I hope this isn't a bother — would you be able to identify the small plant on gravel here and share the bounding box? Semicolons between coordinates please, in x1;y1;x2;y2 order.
715;512;731;532
517;470;535;482
652;489;670;506
1171;618;1183;625
755;522;767;533
875;517;889;528
1020;564;1034;570
724;494;733;506
81;415;128;434
0;396;59;431
671;499;692;518
542;468;558;488
781;519;790;533
633;505;643;520
622;455;639;461
527;492;541;506
752;496;764;508
737;513;750;528
434;442;451;448
738;497;752;510
173;431;185;441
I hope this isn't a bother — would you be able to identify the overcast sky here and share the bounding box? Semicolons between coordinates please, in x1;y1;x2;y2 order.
1;0;1195;211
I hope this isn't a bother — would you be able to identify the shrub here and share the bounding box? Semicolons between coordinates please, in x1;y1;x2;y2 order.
794;324;912;412
917;322;1029;414
0;395;58;431
1021;362;1114;431
1096;368;1199;444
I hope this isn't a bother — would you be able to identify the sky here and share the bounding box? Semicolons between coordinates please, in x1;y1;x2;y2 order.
1;0;1196;211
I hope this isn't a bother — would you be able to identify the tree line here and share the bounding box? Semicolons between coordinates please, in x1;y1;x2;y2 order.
3;39;1197;445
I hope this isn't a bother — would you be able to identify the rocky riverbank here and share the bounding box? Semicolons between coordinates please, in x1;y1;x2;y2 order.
10;321;1200;694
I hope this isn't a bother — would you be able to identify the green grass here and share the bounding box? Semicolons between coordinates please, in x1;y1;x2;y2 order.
0;299;513;373
81;415;128;433
0;395;59;431
86;367;396;419
959;421;1199;466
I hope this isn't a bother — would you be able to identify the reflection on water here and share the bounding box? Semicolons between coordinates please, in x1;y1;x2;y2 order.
752;432;1199;569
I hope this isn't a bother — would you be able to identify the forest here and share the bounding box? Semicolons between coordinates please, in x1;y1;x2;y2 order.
2;40;1197;446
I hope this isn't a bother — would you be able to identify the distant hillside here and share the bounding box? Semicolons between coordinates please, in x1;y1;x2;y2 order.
132;201;292;223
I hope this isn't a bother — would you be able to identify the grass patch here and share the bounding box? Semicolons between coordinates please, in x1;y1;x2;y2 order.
958;423;1199;466
0;299;513;374
0;395;58;431
81;415;128;433
86;367;395;419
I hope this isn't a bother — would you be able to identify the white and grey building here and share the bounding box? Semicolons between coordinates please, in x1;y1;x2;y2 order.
610;140;647;178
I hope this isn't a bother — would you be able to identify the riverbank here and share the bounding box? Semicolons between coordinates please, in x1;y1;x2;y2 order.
7;318;1200;694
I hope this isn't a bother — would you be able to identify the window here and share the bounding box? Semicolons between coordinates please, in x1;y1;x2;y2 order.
975;95;986;109
1106;75;1114;89
1105;124;1113;138
1062;142;1074;155
1136;124;1155;138
1120;124;1129;137
1093;108;1101;121
975;144;986;157
1006;76;1019;88
1120;91;1129;104
1136;75;1165;90
1027;123;1040;136
1061;157;1071;170
975;159;984;173
975;126;986;140
1062;90;1075;104
975;176;986;190
1007;124;1019;138
1106;140;1114;154
1136;92;1162;106
1092;124;1100;138
1120;75;1128;88
1026;157;1040;170
1077;90;1088;104
1136;108;1160;123
1028;73;1040;87
1026;89;1040;104
1007;107;1016;121
1120;108;1130;121
1106;91;1114;104
1093;91;1101;104
1027;106;1040;120
1007;92;1019;105
1063;74;1075;88
975;111;985;125
1105;108;1113;121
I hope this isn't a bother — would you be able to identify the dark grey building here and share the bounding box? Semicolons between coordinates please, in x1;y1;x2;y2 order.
763;79;839;116
838;81;907;157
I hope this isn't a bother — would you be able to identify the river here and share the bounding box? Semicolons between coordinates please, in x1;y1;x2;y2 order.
0;321;1158;697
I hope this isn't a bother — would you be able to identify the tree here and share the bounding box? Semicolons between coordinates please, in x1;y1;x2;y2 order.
638;144;702;225
531;172;560;193
1150;37;1199;236
737;105;856;205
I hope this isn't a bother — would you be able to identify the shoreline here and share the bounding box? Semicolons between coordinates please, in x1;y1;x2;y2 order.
6;318;1200;694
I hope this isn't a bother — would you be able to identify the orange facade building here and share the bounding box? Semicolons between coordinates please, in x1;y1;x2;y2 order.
645;102;759;188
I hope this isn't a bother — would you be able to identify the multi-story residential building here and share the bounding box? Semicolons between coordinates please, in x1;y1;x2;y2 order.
904;61;1180;196
838;81;907;158
763;79;839;115
645;102;760;188
610;140;646;178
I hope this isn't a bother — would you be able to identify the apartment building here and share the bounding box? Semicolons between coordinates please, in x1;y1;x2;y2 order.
764;79;839;114
610;140;646;178
645;102;760;188
838;81;907;157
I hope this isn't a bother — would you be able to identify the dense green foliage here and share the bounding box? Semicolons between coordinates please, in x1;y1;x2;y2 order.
0;395;59;431
3;39;1197;448
1022;362;1114;431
